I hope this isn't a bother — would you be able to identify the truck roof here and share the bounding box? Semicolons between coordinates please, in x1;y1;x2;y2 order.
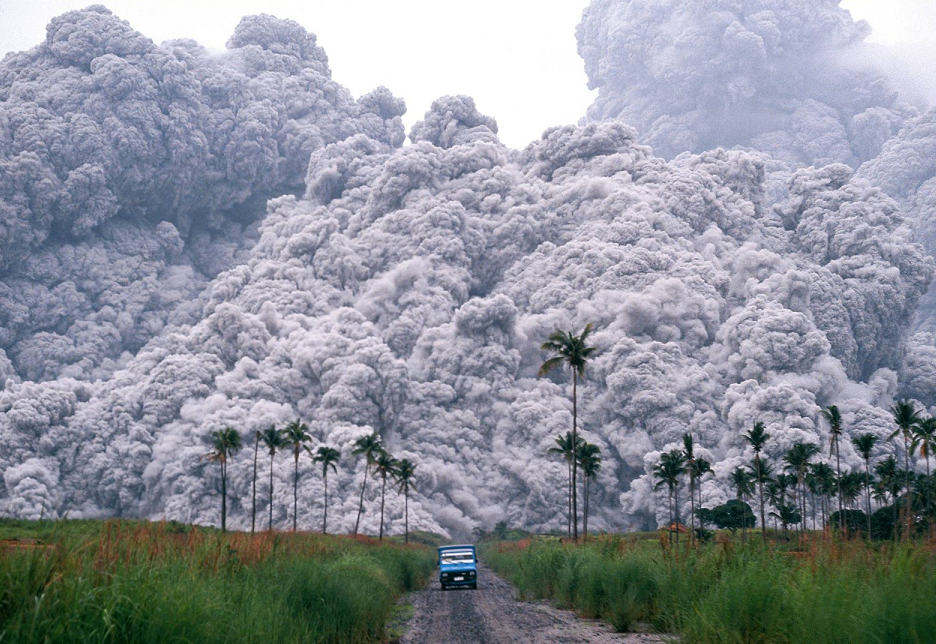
438;544;475;550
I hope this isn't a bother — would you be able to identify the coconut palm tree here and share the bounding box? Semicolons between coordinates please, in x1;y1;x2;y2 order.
375;451;399;541
394;458;417;544
731;466;755;541
683;433;697;546
767;473;795;539
912;416;936;477
875;455;901;541
820;405;846;535
890;399;921;540
852;433;879;539
205;427;243;533
692;456;712;519
352;432;385;535
749;457;774;537
577;441;602;542
311;445;340;534
547;431;582;538
538;323;597;541
251;429;260;534
283;419;312;531
653;449;686;545
744;421;770;541
783;442;820;542
260;425;286;531
809;461;836;533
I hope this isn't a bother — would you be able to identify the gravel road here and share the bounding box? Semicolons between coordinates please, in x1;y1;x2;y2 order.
399;564;673;644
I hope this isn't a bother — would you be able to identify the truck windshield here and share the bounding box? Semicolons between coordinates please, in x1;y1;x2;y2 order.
440;551;474;564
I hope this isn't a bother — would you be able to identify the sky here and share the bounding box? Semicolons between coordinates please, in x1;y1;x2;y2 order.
0;0;934;149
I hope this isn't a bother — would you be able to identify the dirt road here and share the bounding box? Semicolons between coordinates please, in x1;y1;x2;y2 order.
400;564;672;644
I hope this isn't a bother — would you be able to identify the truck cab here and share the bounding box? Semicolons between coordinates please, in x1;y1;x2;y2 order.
437;544;477;590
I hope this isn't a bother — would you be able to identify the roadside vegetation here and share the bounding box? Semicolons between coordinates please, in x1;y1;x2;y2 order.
484;535;936;644
0;518;434;644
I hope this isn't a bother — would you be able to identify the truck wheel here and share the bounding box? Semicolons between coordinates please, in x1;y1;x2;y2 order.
441;584;447;591
470;582;477;590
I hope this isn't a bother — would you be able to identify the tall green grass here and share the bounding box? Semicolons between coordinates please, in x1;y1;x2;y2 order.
0;520;434;643
484;537;936;643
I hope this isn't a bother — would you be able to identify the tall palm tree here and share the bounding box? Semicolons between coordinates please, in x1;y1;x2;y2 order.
394;458;417;544
352;432;384;535
767;473;795;539
260;425;286;531
875;455;901;541
692;456;712;524
744;421;770;541
809;461;836;533
783;442;820;542
912;417;936;477
749;457;774;537
730;466;754;541
205;427;243;533
820;405;845;535
653;449;686;545
890;399;920;540
374;451;399;541
577;441;602;542
683;433;697;546
538;323;597;541
547;431;582;538
852;433;879;539
251;429;260;534
311;445;340;534
283;419;312;531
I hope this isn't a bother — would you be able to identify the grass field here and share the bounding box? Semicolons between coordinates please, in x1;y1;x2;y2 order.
0;518;435;644
483;535;936;644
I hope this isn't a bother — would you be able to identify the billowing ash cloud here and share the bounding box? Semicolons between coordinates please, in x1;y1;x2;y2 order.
2;84;930;536
576;0;913;166
0;6;405;383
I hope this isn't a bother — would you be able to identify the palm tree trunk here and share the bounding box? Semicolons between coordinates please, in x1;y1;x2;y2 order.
757;459;766;542
835;438;844;537
251;431;259;534
583;475;590;542
323;472;329;534
571;368;578;542
379;472;387;540
221;459;227;533
689;472;695;548
904;434;913;541
863;458;871;540
674;485;680;546
567;460;572;539
293;449;299;532
405;483;410;544
269;452;275;531
354;464;369;535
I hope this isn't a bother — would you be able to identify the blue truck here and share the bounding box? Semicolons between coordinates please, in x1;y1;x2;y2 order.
437;544;477;590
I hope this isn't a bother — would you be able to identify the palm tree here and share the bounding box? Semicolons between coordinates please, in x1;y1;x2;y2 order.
820;405;845;535
577;441;602;542
538;323;597;541
547;431;582;538
852;433;879;539
352;432;384;535
251;429;260;534
744;421;770;541
692;456;712;524
890;399;921;540
767;473;795;539
653;449;686;545
394;458;417;544
730;466;754;541
809;461;836;533
783;442;820;542
283;419;312;531
912;417;936;477
875;455;901;541
375;451;399;540
683;433;697;546
749;457;774;537
205;427;243;533
311;445;340;534
260;425;286;531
